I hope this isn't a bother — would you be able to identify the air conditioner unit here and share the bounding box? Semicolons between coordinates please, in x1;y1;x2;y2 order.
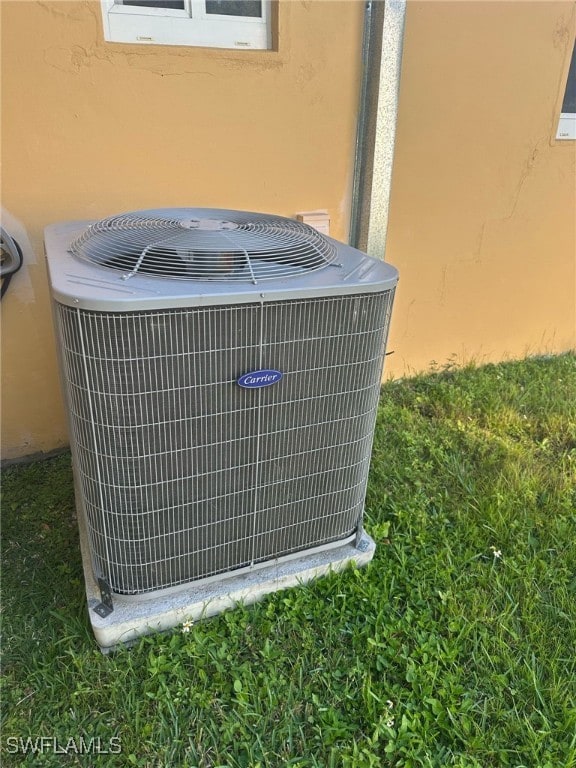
45;208;398;650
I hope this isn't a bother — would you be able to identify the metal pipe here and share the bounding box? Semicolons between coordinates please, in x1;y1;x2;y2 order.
350;0;406;260
349;0;385;251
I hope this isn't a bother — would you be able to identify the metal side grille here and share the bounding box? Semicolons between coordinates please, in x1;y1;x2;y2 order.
55;292;394;594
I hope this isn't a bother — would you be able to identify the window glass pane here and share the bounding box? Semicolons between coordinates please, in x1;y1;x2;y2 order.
561;43;576;114
205;1;262;18
120;0;185;9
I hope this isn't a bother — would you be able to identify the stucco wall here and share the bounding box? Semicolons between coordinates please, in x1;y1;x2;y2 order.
1;0;575;460
1;0;364;459
385;0;576;375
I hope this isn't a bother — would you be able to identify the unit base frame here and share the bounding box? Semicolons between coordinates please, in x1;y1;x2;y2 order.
77;507;376;652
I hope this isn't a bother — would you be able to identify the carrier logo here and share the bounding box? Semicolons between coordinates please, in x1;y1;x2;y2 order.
237;369;283;388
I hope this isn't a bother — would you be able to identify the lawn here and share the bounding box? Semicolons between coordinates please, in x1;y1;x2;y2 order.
1;354;575;767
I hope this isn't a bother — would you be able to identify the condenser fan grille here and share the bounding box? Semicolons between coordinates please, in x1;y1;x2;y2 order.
70;208;337;282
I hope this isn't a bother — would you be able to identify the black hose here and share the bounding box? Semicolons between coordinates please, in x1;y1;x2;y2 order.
0;232;23;301
1;274;13;299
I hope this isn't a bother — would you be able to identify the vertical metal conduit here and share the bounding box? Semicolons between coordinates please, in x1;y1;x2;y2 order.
350;0;406;259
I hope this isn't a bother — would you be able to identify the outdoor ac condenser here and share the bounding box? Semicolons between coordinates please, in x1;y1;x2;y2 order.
45;208;398;650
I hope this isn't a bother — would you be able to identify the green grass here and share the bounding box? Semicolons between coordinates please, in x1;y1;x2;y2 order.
1;354;575;767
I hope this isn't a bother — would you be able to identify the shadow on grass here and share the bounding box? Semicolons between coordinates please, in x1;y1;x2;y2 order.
1;354;575;767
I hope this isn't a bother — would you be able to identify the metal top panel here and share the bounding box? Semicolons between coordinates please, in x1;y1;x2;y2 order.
45;214;398;311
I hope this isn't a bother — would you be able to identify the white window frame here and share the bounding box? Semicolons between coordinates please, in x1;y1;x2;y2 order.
557;113;576;141
101;0;271;50
556;41;575;140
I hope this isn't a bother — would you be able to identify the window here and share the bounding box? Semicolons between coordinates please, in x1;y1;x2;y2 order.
557;41;576;140
101;0;271;50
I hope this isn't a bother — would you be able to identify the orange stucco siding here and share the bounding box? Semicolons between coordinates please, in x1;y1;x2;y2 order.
1;0;364;459
385;0;575;373
1;0;575;460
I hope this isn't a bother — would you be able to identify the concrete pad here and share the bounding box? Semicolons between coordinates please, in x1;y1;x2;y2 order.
77;509;375;652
